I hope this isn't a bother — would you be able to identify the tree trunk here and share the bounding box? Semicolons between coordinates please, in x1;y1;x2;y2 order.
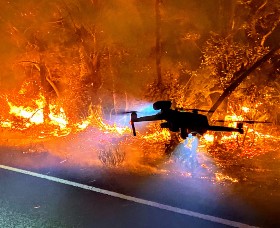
218;0;235;36
39;56;51;122
155;0;162;87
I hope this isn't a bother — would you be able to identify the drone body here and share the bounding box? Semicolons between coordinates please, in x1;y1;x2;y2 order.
130;101;244;139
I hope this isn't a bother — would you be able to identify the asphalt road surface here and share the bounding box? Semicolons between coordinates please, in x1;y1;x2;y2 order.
0;149;279;228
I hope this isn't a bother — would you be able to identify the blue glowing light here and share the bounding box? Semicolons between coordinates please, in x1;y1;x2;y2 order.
136;102;159;116
104;102;159;127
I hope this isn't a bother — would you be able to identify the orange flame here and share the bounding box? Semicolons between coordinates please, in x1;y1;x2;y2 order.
4;93;69;130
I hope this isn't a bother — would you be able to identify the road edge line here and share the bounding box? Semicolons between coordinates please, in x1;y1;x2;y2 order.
0;164;257;228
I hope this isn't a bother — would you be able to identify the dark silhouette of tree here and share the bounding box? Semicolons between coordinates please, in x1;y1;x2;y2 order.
155;0;163;87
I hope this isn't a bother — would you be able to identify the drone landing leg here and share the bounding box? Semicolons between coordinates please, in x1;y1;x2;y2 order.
131;121;136;136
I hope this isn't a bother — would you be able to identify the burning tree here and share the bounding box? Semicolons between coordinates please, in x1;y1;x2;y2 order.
198;1;280;160
143;0;280;167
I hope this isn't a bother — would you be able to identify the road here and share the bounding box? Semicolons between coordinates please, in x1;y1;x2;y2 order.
0;148;279;228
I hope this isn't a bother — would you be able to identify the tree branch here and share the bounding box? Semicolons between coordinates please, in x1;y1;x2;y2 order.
207;45;280;119
261;19;280;46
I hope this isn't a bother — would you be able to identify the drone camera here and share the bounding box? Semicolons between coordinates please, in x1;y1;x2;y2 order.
153;100;172;110
131;111;137;121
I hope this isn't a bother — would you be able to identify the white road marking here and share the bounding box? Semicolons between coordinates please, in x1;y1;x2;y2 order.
0;164;257;228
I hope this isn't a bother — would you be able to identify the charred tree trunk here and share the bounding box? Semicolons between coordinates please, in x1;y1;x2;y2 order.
39;56;51;122
218;0;236;36
78;26;102;107
207;45;280;119
155;0;162;87
108;50;117;114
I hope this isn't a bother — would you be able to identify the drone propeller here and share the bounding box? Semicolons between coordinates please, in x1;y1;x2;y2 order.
110;110;138;135
183;108;214;113
214;120;271;124
111;110;138;115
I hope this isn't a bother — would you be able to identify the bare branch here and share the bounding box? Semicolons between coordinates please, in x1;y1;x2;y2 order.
256;0;268;15
261;19;280;46
46;67;60;98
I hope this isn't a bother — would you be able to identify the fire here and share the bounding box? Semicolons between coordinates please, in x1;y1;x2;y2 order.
76;119;91;130
1;121;12;128
8;101;43;125
48;106;68;129
0;81;134;142
96;118;131;135
203;134;214;143
4;93;68;131
0;78;278;181
142;128;171;142
88;105;131;135
241;106;250;113
204;104;278;159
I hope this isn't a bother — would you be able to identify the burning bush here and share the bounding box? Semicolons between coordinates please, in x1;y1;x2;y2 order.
98;142;125;167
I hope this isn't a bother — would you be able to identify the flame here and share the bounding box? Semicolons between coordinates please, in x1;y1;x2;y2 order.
1;121;12;128
75;119;91;130
48;105;68;129
8;96;44;125
88;105;131;135
4;93;69;130
1;86;132;140
203;134;214;143
203;104;278;159
142;128;171;142
241;106;250;113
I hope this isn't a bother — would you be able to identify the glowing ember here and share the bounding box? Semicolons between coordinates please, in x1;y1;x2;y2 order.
215;172;238;183
203;134;214;143
1;121;12;128
241;106;250;113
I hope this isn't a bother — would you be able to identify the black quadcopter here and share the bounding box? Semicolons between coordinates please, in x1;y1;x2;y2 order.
120;101;269;139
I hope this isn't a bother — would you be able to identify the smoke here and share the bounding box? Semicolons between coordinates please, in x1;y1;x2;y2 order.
0;0;222;91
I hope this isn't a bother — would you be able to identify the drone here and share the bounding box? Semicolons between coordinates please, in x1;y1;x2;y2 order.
119;100;270;139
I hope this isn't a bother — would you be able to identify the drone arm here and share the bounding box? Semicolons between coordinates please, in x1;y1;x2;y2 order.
133;114;164;122
130;113;163;136
208;125;244;134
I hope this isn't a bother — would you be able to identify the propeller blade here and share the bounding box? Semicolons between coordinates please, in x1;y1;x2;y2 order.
238;120;272;124
183;109;214;113
214;120;271;124
112;110;138;115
